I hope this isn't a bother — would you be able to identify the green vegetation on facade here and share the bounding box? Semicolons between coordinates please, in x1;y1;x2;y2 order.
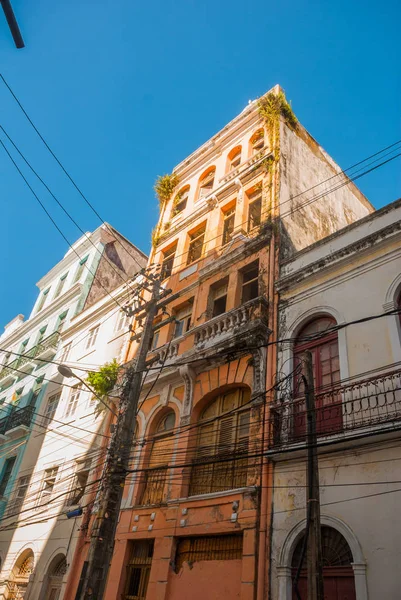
258;90;297;133
154;173;180;207
86;359;119;412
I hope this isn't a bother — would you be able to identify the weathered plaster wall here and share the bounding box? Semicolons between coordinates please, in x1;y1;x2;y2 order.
270;443;401;600
279;122;374;257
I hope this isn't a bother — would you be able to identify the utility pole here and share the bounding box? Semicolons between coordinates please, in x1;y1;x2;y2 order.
75;273;164;599
302;351;324;600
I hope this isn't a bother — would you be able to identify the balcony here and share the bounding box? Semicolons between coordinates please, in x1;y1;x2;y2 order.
0;405;35;439
0;332;60;386
270;368;401;449
194;297;269;352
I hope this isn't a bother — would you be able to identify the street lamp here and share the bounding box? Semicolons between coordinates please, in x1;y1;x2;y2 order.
58;364;118;417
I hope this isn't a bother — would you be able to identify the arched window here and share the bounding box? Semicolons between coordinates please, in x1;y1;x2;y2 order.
189;388;251;496
250;129;265;155
293;316;341;436
141;411;176;505
291;526;355;599
171;185;190;219
9;549;34;598
227;146;242;172
197;167;216;201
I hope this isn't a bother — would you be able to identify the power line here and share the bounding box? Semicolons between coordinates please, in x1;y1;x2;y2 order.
0;124;142;298
0;139;127;313
0;73;146;271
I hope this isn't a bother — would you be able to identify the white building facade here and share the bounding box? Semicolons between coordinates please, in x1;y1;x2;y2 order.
0;224;146;600
270;199;401;600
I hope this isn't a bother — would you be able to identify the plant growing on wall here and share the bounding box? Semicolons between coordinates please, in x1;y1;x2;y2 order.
151;226;161;247
257;91;297;135
154;173;180;207
86;359;119;413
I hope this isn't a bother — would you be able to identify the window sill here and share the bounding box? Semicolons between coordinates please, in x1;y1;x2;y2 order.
123;487;256;511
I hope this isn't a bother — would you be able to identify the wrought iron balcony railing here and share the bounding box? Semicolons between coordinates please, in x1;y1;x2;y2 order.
0;405;35;436
270;368;401;448
0;331;60;382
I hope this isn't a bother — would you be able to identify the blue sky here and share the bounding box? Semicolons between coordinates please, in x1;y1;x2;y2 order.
0;0;400;326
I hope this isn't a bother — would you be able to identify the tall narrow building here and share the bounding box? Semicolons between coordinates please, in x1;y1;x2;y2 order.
0;225;146;599
68;85;373;600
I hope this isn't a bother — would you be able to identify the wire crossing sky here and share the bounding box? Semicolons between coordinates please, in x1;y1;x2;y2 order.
0;0;400;325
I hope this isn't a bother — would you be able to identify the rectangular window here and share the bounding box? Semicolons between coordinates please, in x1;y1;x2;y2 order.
175;535;242;572
12;388;23;405
124;541;154;600
241;260;259;303
19;338;29;354
65;384;81;418
222;207;235;246
160;244;177;280
86;325;99;350
248;193;262;231
54;273;68;299
210;279;228;317
12;474;30;512
173;303;192;339
60;342;71;363
0;457;16;497
36;326;48;346
56;311;68;333
73;255;89;284
44;392;61;424
150;331;160;350
116;311;131;332
230;151;241;170
187;225;206;265
39;466;59;503
36;288;50;313
67;460;91;505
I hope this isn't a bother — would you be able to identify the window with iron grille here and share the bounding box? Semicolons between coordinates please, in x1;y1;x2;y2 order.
187;225;206;265
123;540;154;600
248;192;262;231
189;388;251;496
161;244;177;280
175;534;242;572
140;412;175;505
240;260;259;303
222;206;235;246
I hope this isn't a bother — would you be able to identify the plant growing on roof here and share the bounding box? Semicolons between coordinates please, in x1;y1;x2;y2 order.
86;359;119;413
154;173;180;207
258;90;297;134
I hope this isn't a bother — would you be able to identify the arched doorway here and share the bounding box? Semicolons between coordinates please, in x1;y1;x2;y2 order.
42;554;67;600
8;549;34;599
291;526;356;600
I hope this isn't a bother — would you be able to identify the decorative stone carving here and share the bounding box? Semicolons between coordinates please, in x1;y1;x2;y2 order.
179;365;196;419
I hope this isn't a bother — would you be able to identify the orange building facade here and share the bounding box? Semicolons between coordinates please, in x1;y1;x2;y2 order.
66;85;373;600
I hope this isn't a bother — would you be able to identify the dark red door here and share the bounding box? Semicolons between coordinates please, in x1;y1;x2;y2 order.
293;567;356;600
